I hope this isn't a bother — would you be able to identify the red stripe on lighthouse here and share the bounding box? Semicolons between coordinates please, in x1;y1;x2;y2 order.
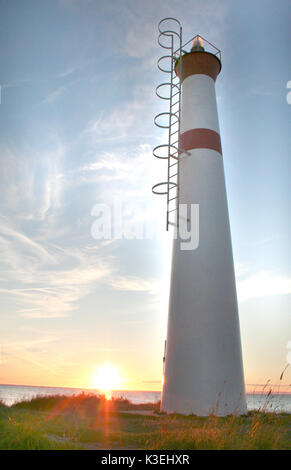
180;128;222;155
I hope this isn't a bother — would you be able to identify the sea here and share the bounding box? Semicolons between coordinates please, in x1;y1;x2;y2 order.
0;384;290;413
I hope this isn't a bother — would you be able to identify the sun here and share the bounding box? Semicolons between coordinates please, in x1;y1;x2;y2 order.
91;362;123;399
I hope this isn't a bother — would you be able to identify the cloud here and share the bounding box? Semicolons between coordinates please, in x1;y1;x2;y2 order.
81;144;153;186
79;142;165;199
119;0;229;60
4;347;60;376
237;271;291;303
5;336;59;352
0;218;113;318
79;142;168;240
42;86;66;104
0;220;53;263
109;276;158;293
0;143;64;222
0;262;112;319
124;18;157;59
56;68;75;79
234;262;250;278
0;127;164;320
83;90;153;142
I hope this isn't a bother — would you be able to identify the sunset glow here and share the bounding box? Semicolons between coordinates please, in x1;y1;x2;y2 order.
91;363;123;399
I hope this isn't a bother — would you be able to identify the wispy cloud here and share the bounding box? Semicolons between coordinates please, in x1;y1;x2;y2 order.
237;271;291;303
124;17;156;59
0;218;113;318
0;143;64;222
83;93;152;141
80;143;153;186
56;68;75;79
3;347;61;376
42;86;66;104
109;276;158;293
0;264;112;319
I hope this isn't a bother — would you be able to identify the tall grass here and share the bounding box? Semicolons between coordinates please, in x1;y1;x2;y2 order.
0;393;289;450
12;392;159;414
144;412;289;450
0;415;84;450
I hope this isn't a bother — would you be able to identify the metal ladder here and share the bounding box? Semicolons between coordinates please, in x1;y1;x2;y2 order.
152;18;183;231
152;20;221;232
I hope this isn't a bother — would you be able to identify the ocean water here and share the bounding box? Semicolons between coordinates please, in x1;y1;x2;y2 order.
0;384;290;413
0;384;161;408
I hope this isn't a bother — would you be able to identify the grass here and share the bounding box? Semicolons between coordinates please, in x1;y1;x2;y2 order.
11;392;158;413
0;393;290;450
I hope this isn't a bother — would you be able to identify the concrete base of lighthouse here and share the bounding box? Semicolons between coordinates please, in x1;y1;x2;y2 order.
161;148;247;416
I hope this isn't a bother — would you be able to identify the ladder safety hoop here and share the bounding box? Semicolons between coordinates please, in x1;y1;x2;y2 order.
157;55;174;73
156;82;179;100
152;181;177;195
153;143;179;160
154;112;179;129
158;17;181;35
158;30;181;49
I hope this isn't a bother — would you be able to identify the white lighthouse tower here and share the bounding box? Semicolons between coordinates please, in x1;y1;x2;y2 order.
153;19;247;416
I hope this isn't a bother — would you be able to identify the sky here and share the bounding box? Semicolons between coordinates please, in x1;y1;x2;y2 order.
0;0;290;392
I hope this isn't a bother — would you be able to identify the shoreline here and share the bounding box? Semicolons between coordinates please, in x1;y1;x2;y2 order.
0;393;290;450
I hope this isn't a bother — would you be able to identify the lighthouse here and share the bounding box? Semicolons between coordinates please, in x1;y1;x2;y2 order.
153;19;247;416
